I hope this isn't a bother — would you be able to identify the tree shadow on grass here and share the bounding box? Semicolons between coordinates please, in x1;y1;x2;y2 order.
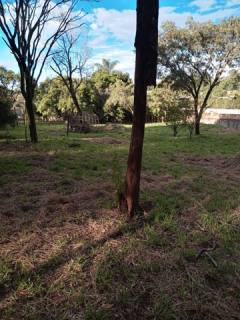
0;216;144;300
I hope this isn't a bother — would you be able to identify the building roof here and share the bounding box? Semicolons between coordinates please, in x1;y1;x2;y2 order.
205;108;240;115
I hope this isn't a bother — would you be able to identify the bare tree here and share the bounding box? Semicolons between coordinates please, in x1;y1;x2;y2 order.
119;0;159;217
50;33;88;114
0;0;85;142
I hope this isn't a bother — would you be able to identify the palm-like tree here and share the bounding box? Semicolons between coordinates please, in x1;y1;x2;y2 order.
95;59;119;73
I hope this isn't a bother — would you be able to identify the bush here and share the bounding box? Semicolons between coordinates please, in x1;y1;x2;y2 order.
148;84;193;137
0;95;17;129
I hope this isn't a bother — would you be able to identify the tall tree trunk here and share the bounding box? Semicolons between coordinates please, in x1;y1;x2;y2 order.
173;125;178;137
125;52;147;217
194;98;200;135
66;113;70;136
70;89;82;115
120;0;159;217
25;95;38;143
195;119;200;135
20;71;38;143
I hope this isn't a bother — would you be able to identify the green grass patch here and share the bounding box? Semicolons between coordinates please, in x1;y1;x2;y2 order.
1;123;240;320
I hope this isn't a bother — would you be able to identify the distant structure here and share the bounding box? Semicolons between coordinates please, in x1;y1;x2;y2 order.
80;111;100;125
68;111;99;134
202;108;240;129
13;94;25;120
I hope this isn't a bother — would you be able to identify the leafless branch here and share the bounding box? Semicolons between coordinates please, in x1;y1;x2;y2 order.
0;0;89;142
50;32;89;114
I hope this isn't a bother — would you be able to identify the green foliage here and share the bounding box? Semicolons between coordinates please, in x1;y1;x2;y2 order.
95;58;119;73
0;89;17;129
0;66;19;92
0;66;18;128
104;80;133;122
148;84;193;136
90;69;115;121
209;70;240;108
36;69;132;123
158;18;240;131
159;18;240;90
77;79;99;113
35;77;73;117
92;69;131;121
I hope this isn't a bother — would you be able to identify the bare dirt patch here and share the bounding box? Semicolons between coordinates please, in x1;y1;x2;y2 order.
103;123;124;131
180;154;240;182
181;153;240;169
0;147;118;261
0;152;126;314
0;142;36;158
0;171;116;238
141;171;174;190
81;137;126;145
25;154;56;168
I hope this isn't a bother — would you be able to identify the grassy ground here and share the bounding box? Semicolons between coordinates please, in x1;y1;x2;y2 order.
0;123;240;320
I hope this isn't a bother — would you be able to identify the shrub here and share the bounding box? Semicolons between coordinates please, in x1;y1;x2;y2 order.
0;94;17;129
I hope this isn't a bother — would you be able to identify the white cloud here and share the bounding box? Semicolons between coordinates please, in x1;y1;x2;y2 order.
227;0;240;5
88;47;135;78
89;5;239;47
86;4;239;78
162;6;238;26
190;0;217;12
89;8;136;44
1;1;239;80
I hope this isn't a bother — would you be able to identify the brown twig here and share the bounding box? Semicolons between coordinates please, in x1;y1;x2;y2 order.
196;241;218;268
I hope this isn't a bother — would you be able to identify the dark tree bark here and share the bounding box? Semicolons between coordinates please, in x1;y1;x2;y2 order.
120;0;159;217
193;77;219;135
195;120;200;135
66;113;70;136
173;125;178;137
26;95;38;143
69;84;82;115
19;69;38;142
124;52;147;216
194;98;200;135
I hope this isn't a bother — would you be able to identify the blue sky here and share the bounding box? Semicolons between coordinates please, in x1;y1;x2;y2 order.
0;0;240;79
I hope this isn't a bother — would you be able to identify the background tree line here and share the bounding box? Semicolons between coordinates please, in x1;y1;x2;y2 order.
0;15;240;137
1;61;240;130
0;66;18;129
36;63;134;123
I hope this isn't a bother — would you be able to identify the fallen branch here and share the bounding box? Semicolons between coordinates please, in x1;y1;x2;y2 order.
196;242;218;268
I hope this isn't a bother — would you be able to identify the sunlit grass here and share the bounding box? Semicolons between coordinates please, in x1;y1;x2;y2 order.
0;123;239;319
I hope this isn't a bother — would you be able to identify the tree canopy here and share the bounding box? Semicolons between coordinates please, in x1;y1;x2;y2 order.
35;70;133;123
0;67;18;128
158;17;240;134
209;70;240;108
95;59;119;73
